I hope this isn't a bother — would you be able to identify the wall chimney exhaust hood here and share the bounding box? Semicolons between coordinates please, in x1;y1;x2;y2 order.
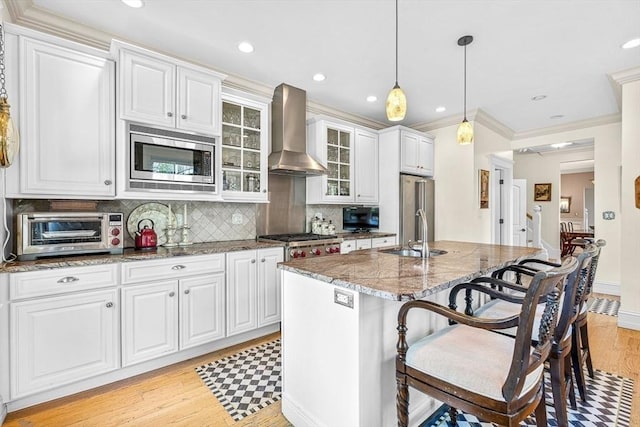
269;83;328;176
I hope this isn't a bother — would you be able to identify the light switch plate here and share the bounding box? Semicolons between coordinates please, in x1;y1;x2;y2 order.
602;211;615;220
334;289;354;308
232;213;243;224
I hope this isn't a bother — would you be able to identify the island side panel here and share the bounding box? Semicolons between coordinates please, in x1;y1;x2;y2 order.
281;270;362;427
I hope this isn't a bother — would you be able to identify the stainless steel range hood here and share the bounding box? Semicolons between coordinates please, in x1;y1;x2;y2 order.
269;83;328;176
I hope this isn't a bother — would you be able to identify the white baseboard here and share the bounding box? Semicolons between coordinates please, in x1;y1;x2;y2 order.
1;399;6;425
618;310;640;331
593;281;620;296
281;394;323;427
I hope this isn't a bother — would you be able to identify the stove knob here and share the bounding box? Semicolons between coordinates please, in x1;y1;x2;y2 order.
111;238;120;246
291;250;298;258
300;251;306;257
111;228;120;236
326;247;332;253
335;246;340;253
314;248;321;255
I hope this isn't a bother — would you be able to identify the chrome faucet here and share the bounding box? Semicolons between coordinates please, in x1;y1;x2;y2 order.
408;209;430;258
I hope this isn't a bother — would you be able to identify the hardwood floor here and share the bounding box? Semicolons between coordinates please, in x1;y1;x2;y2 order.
4;300;639;426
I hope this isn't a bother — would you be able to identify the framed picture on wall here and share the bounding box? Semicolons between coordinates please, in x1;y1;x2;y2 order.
560;196;571;213
534;183;552;201
479;169;489;209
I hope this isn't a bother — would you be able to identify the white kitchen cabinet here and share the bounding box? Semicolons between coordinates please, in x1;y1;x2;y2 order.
354;129;379;204
7;34;115;198
221;91;270;202
179;273;225;350
371;236;396;248
114;41;225;136
257;247;284;327
341;236;396;254
340;239;357;254
226;247;284;336
400;130;434;177
122;280;179;367
356;239;372;250
10;289;118;398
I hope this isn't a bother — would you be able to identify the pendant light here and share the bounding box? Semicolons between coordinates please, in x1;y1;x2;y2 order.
0;24;19;167
457;35;473;145
386;0;406;121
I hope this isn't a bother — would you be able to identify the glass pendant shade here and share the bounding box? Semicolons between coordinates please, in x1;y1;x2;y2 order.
386;84;407;122
0;98;19;168
457;118;474;145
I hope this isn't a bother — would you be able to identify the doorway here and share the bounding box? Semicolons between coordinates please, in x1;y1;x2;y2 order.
490;155;513;245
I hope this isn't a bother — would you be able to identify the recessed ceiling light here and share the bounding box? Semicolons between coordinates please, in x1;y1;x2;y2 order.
550;114;564;119
121;0;144;8
366;95;377;103
621;38;640;49
237;42;254;53
550;142;573;148
435;106;446;113
531;95;546;101
313;73;326;82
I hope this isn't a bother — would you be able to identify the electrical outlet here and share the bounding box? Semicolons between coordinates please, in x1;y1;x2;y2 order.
232;213;243;224
602;211;615;220
334;289;354;308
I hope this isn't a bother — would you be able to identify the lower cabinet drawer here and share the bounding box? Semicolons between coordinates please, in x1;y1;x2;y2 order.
371;236;395;248
121;253;224;284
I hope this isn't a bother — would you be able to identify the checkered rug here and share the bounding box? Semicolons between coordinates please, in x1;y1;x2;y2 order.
587;297;620;316
420;368;633;427
195;339;281;422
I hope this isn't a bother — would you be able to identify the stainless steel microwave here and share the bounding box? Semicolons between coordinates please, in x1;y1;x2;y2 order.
17;212;124;260
128;123;216;193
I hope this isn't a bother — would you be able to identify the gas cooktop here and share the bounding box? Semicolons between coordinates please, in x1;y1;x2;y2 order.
258;233;338;243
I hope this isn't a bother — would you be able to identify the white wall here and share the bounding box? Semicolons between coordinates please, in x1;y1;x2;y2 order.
513;122;621;290
619;78;640;329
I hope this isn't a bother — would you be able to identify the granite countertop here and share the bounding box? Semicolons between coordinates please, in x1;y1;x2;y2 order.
336;231;396;239
280;240;544;301
1;240;285;273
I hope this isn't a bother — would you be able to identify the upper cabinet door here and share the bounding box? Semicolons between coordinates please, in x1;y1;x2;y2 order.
177;67;221;135
120;50;175;127
354;129;379;204
418;136;434;176
19;37;115;197
400;130;434;177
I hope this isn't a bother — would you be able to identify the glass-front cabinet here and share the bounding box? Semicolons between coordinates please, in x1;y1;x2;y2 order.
326;126;352;198
221;93;269;202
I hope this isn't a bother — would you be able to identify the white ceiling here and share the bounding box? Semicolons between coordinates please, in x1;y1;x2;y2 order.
25;0;640;133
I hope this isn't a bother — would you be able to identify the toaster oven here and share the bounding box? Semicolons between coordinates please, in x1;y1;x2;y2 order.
17;212;124;260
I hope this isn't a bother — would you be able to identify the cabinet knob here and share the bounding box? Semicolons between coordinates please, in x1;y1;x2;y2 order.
357;194;361;197
169;291;175;297
263;189;267;193
261;258;266;262
57;276;79;283
184;289;190;295
171;264;186;270
251;259;256;263
181;114;187;119
104;179;112;186
167;112;173;117
106;302;114;308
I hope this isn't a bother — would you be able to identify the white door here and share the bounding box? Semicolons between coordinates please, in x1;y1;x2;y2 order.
354;129;379;204
180;273;226;350
226;250;258;336
121;50;175;127
122;281;179;366
11;289;118;398
512;179;528;246
257;247;284;327
177;67;221;135
20;38;115;197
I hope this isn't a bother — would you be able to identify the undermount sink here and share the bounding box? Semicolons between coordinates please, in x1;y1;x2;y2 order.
381;248;448;258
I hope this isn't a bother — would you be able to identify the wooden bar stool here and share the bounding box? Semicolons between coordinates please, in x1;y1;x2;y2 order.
396;258;577;427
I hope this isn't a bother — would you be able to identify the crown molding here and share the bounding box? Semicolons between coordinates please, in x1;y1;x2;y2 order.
306;101;387;130
512;113;621;141
610;66;640;85
411;108;515;140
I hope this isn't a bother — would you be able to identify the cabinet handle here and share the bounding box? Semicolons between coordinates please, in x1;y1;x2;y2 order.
169;291;175;297
357;194;361;197
57;276;79;283
251;259;256;263
106;302;114;308
104;179;112;186
261;258;266;262
181;114;187;119
167;112;173;117
171;265;186;270
184;289;190;295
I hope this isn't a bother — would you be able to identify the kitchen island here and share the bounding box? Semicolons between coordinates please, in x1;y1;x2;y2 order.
279;241;543;427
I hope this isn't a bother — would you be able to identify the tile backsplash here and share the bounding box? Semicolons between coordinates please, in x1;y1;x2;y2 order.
305;204;345;233
13;199;257;248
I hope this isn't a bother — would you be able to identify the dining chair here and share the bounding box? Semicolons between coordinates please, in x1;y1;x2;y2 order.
396;257;577;427
450;249;593;427
571;239;606;401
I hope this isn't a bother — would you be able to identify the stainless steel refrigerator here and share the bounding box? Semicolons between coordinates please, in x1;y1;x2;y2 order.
399;174;435;247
